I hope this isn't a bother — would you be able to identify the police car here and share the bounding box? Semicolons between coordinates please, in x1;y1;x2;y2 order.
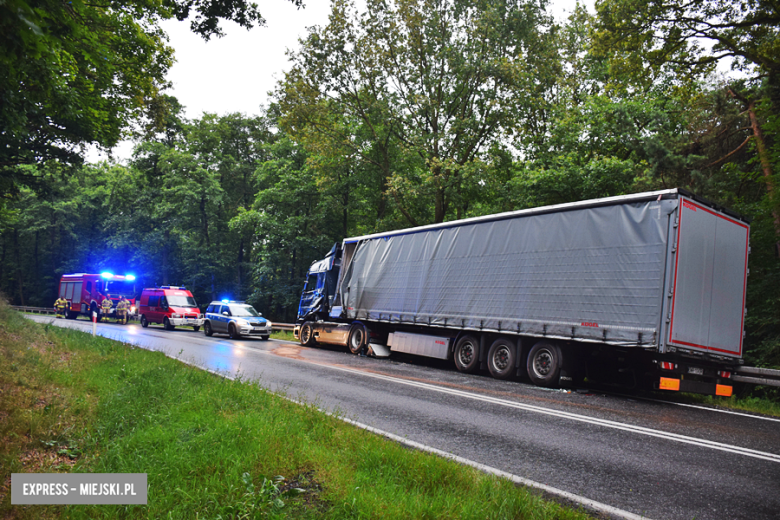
203;300;272;340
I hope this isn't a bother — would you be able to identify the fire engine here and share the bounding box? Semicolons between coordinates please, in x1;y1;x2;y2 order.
57;272;138;320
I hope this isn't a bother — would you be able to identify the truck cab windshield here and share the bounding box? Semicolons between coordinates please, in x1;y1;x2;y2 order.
105;280;135;298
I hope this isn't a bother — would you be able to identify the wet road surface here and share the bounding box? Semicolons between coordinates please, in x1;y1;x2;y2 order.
26;315;780;520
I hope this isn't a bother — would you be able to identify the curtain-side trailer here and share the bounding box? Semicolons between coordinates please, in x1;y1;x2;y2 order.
293;189;749;396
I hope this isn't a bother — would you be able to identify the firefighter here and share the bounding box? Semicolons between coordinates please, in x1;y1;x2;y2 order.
54;296;68;318
116;297;129;325
100;295;113;322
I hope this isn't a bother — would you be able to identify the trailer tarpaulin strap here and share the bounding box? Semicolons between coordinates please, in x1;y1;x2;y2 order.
340;199;678;347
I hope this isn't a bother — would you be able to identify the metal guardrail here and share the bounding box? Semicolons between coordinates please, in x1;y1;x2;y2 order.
273;323;295;332
11;306;57;315
733;366;780;388
11;306;296;332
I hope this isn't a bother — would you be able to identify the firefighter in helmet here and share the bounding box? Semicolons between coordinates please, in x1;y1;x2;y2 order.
116;297;129;325
54;296;68;319
101;294;113;322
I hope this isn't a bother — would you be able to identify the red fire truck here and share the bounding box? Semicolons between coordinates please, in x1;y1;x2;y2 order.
57;272;138;321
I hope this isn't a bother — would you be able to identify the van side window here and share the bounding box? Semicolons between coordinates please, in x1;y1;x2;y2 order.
148;295;159;307
160;296;168;308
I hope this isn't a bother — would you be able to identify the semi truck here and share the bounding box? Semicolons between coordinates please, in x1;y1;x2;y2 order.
293;189;749;396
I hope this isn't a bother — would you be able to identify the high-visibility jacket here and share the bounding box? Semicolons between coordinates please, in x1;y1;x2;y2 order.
101;299;113;312
54;298;68;309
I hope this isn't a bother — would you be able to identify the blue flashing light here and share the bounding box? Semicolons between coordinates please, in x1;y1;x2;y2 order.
221;299;230;303
125;274;136;281
101;272;114;279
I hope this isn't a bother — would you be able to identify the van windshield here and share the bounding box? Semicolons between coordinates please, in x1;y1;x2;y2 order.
167;295;198;308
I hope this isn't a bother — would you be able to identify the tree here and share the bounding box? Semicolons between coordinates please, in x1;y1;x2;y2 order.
593;0;780;248
231;135;342;321
279;0;556;225
0;0;299;210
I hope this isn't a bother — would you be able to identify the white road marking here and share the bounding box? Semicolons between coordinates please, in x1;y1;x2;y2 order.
316;362;780;463
624;394;780;423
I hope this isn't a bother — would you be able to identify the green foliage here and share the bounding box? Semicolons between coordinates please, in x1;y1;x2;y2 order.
0;0;297;213
279;0;556;225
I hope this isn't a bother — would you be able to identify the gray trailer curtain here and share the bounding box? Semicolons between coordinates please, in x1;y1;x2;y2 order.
341;199;678;346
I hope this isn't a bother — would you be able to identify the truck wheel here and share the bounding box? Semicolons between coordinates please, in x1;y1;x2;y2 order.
300;322;316;347
164;317;174;331
140;315;149;328
527;341;562;387
488;338;516;380
348;323;367;354
229;323;242;340
454;335;480;373
204;322;213;337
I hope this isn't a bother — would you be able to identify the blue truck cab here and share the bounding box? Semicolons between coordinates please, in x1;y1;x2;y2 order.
297;243;342;321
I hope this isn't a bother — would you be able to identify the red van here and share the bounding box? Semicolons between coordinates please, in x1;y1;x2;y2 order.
138;286;204;331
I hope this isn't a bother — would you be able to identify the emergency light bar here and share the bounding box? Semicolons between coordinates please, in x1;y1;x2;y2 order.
101;272;114;279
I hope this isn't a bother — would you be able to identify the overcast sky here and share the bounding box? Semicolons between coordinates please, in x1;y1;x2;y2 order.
90;0;592;162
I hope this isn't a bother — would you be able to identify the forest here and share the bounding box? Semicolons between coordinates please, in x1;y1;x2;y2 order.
1;0;779;370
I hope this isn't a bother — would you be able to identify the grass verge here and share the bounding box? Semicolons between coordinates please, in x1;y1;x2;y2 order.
671;391;780;417
271;330;296;342
0;302;593;519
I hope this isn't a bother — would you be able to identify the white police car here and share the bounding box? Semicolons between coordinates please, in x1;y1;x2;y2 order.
203;300;272;340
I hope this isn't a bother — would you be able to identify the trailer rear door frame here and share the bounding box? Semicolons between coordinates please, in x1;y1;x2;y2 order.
666;197;749;357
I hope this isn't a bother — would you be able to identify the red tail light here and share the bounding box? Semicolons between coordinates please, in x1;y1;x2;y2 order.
660;361;676;371
718;370;732;379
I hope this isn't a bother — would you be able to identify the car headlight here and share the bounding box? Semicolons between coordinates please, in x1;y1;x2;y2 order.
235;319;249;326
265;320;273;328
130;306;136;313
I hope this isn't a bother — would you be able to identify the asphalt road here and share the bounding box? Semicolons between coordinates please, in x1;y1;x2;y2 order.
26;315;780;520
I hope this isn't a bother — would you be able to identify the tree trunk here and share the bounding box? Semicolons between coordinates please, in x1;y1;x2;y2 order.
237;237;244;299
13;229;25;305
729;88;780;255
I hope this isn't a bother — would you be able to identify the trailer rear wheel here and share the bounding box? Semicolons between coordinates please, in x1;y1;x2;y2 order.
300;322;316;347
348;323;367;354
488;338;516;380
527;342;562;387
454;335;480;373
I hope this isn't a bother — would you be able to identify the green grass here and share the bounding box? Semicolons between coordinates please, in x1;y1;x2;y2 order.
271;330;296;342
672;391;780;417
0;302;593;519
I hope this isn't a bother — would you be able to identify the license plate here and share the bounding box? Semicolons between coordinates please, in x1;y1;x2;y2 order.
688;366;704;375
